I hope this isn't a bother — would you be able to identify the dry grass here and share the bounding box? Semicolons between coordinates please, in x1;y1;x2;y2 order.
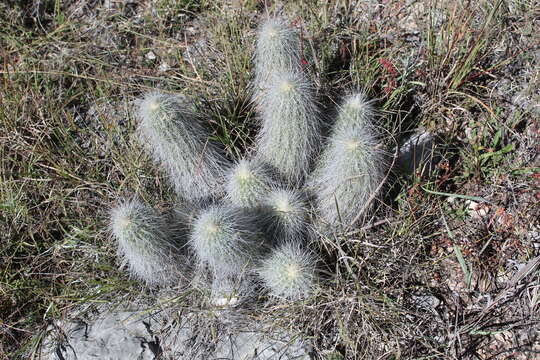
1;0;538;359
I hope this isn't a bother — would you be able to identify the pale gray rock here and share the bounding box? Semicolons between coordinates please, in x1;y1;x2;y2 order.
396;131;440;176
411;294;441;312
213;329;311;360
41;307;312;360
161;309;313;359
42;311;161;360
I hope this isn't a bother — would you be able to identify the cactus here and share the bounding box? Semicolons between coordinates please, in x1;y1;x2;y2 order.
137;92;229;201
253;17;302;97
257;242;317;300
309;94;386;225
109;199;189;286
106;17;396;309
190;205;266;275
261;188;309;244
256;71;323;185
225;159;277;209
332;92;375;132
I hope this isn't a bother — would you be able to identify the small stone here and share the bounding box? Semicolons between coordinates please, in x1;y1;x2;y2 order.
396;131;439;176
411;294;441;311
158;61;170;72
446;196;457;203
466;200;490;219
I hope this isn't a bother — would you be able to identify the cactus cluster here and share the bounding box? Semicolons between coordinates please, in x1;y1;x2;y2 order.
109;16;388;302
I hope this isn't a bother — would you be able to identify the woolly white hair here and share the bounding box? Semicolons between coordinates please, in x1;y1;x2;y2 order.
332;92;376;133
256;72;323;186
109;199;190;286
261;188;309;244
257;241;317;300
137;92;229;201
225;159;278;209
309;120;386;226
253;17;302;98
190;205;265;275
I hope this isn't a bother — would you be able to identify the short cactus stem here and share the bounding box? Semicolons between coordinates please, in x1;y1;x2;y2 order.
253;16;302;98
109;199;190;287
261;188;309;244
137;92;229;201
332;92;375;133
225;159;277;209
256;72;323;186
309;105;386;225
257;242;317;300
190;205;266;275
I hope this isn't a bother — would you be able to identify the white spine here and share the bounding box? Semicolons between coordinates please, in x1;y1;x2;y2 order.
257;241;317;300
137;93;229;201
225;159;278;209
253;17;302;98
110;199;189;286
256;72;323;185
190;205;265;275
309;93;385;225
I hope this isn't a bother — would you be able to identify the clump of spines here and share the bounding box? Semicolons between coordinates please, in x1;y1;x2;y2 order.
109;199;189;286
256;72;323;185
253;17;302;97
261;188;309;244
257;242;317;300
309;93;385;226
190;205;266;275
225;159;277;209
137;93;229;201
332;93;375;132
